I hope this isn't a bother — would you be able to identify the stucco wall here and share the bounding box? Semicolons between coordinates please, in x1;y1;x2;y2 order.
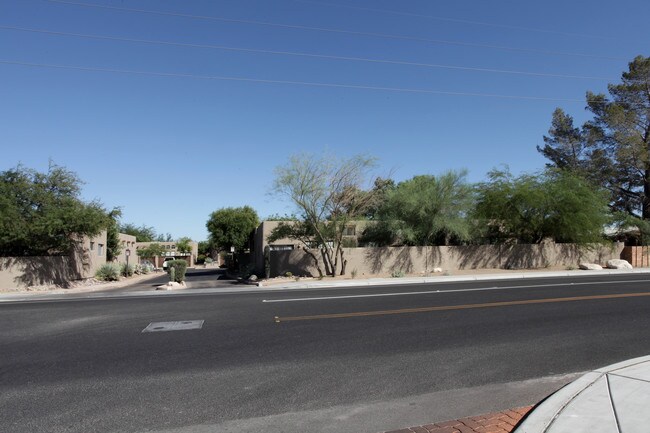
0;231;107;290
269;242;625;277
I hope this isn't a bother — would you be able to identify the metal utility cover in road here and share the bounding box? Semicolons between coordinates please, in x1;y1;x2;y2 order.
142;320;204;332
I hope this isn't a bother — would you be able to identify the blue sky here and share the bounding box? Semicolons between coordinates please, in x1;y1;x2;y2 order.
2;0;649;241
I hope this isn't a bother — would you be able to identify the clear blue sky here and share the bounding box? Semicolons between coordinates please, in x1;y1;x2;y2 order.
2;0;649;241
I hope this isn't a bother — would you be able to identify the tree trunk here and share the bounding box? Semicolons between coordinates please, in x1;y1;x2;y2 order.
303;247;323;278
339;248;347;276
641;169;650;220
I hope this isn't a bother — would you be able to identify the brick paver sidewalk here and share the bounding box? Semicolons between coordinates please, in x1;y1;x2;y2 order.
383;406;533;433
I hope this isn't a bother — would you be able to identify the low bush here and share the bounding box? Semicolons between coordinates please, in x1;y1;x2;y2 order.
96;264;120;281
391;270;405;278
167;260;187;283
121;263;134;277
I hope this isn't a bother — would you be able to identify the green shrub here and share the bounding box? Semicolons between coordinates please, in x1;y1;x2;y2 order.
135;264;151;275
391;270;405;278
96;264;120;281
120;263;134;277
167;260;187;283
285;271;293;278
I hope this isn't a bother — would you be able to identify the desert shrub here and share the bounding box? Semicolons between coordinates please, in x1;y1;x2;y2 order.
391;270;405;278
121;263;134;277
96;264;120;281
167;260;187;283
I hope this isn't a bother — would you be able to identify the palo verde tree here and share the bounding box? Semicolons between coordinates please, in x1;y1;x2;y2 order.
473;168;611;244
538;55;650;220
136;243;164;262
205;206;259;253
176;237;193;254
270;153;378;277
363;170;474;246
0;163;110;256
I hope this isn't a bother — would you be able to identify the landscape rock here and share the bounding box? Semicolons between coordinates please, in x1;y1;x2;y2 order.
156;281;186;290
579;263;603;270
433;267;443;273
606;259;633;269
248;275;258;282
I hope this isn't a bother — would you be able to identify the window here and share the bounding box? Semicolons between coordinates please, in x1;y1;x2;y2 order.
344;225;356;236
90;241;95;251
97;243;104;256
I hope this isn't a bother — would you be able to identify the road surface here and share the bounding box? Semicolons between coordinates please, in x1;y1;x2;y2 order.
2;273;650;432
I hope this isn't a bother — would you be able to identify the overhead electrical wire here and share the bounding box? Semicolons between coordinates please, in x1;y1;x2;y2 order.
0;59;588;102
293;0;614;40
44;0;625;61
0;25;611;81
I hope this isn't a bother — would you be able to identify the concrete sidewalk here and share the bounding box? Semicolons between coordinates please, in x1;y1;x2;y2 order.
256;268;650;290
514;355;650;433
1;267;650;303
386;356;650;433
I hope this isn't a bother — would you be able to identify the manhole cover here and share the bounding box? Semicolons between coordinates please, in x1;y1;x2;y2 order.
142;320;204;333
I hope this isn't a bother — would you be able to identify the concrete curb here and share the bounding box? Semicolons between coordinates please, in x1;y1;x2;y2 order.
257;268;650;290
1;268;649;303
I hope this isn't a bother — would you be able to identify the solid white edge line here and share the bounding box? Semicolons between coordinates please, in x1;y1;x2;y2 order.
261;279;650;303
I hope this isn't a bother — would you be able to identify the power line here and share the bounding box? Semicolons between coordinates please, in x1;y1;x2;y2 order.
293;0;613;41
0;59;587;102
44;0;626;61
0;25;612;81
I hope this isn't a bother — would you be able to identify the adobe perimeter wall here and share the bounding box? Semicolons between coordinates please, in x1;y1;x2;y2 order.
269;242;625;277
0;232;107;290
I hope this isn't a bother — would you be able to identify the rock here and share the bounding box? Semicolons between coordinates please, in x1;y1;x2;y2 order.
433;267;443;273
579;263;603;270
248;275;258;282
606;259;633;269
156;281;185;290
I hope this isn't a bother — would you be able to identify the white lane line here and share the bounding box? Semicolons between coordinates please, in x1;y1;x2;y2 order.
262;279;650;303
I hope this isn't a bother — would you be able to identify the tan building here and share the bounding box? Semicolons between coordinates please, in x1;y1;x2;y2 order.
115;233;137;266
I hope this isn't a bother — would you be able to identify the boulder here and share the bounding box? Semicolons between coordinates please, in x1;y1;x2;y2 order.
433;267;443;273
248;274;258;282
579;263;603;271
606;259;633;269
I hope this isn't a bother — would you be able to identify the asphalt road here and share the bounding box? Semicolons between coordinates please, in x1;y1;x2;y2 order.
106;267;236;292
2;274;650;433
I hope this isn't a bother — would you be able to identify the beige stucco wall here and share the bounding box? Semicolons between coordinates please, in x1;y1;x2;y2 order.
269;242;626;277
0;231;107;290
115;233;137;265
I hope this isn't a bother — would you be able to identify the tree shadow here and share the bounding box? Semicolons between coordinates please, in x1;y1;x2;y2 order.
270;250;317;277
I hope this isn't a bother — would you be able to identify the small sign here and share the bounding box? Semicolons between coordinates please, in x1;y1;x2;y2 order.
230;246;235;253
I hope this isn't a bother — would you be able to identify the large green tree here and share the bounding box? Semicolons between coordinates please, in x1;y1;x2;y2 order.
363;170;474;246
538;55;650;218
270;153;378;276
119;223;157;242
473;169;611;244
206;206;259;252
0;164;110;256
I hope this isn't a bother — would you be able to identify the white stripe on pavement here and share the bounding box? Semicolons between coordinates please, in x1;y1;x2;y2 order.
262;279;650;303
